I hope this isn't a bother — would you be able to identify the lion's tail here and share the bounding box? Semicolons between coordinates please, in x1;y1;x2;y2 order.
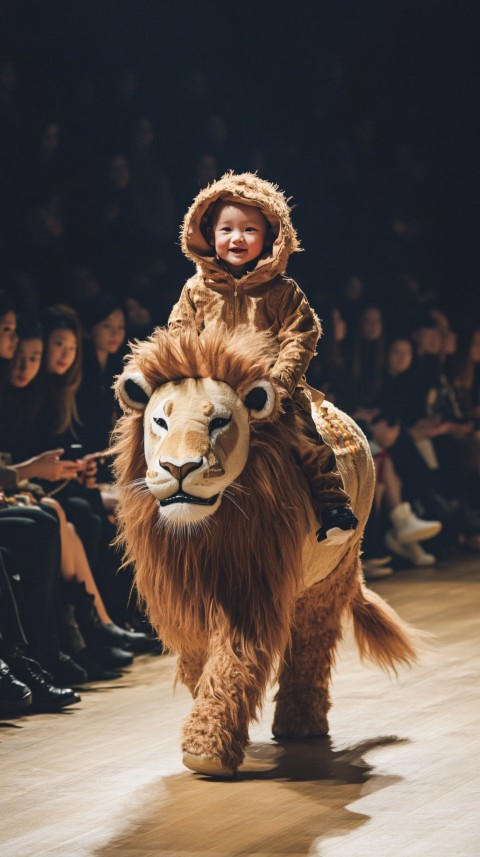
351;579;420;674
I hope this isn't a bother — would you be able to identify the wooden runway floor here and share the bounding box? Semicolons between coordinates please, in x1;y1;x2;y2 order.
1;553;479;857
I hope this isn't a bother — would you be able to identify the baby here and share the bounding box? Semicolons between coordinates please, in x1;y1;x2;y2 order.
169;172;358;544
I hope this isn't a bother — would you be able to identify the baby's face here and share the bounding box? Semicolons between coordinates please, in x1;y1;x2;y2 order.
211;203;268;271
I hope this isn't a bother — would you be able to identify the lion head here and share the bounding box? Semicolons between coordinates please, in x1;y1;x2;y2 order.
114;325;286;529
117;375;277;528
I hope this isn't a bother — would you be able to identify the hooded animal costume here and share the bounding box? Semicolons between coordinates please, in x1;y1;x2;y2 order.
168;171;353;528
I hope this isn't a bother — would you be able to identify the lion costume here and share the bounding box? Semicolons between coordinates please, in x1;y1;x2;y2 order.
113;324;418;778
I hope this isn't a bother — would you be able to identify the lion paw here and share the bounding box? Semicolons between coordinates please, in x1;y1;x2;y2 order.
182;752;235;778
182;701;246;775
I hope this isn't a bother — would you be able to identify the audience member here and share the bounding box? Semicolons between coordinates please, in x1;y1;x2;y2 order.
454;325;480;422
0;290;18;379
307;300;350;407
364;413;442;571
76;294;126;458
347;304;385;414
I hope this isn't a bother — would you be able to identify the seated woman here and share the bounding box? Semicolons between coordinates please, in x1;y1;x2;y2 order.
366;413;442;568
41;303;109;564
76;293;126;461
0;316;150;658
346;304;386;418
0;290;18;379
307;300;350;408
43;302;147;627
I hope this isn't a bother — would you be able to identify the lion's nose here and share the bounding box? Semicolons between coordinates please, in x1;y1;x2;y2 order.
159;457;202;482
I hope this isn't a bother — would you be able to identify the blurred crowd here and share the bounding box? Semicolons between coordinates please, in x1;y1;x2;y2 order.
1;20;479;716
309;291;480;576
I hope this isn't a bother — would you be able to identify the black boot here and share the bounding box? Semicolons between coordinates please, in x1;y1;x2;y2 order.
0;659;32;716
58;600;123;681
73;648;123;682
84;620;153;653
35;619;88;686
67;579;151;653
40;651;88;687
89;645;134;669
57;601;87;655
7;654;81;712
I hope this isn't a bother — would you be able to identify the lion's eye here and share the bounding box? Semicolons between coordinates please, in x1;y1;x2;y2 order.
153;416;168;430
209;416;231;432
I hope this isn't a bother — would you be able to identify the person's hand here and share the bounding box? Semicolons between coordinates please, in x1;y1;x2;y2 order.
448;420;474;438
31;449;81;482
429;418;452;437
409;417;445;440
77;453;99;488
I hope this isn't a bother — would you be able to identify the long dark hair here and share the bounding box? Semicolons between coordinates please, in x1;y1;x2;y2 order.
350;305;385;407
0;316;45;458
0;290;16;384
43;304;83;434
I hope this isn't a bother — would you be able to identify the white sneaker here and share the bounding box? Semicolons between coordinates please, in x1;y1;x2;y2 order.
385;530;437;566
363;559;394;580
362;554;392;567
389;502;442;544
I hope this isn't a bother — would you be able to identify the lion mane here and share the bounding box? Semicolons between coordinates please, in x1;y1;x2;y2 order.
112;325;311;661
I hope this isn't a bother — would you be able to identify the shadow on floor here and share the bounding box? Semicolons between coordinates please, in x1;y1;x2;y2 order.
94;734;406;856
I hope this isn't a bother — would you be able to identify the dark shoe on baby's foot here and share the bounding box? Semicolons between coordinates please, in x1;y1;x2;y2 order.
7;655;80;712
0;659;32;716
316;507;359;546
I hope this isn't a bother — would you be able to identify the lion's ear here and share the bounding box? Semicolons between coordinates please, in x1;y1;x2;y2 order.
241;380;276;420
116;371;153;412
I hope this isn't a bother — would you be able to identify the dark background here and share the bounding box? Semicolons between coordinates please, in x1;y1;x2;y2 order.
1;0;478;327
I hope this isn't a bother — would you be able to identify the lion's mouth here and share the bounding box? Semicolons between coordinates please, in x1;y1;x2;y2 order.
160;491;219;507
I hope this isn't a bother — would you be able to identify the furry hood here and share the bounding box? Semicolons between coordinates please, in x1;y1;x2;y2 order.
180;171;301;286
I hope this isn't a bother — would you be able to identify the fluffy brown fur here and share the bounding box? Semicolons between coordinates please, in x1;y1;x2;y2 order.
113;325;305;663
272;549;420;739
112;324;420;775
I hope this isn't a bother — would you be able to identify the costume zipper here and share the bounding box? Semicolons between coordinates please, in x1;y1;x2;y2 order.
233;283;238;326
